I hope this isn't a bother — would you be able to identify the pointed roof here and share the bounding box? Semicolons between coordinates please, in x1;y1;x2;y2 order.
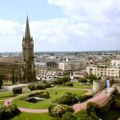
25;16;31;38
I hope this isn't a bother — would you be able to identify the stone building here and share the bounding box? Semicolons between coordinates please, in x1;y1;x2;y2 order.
86;65;120;78
0;17;35;84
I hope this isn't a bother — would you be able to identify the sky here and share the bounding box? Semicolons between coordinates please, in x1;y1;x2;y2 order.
0;0;120;52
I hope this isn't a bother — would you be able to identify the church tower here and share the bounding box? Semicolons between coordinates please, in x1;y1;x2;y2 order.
22;17;35;82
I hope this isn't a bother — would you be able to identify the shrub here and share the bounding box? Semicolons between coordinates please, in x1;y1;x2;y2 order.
75;110;94;120
12;87;22;94
87;102;100;115
90;112;100;120
0;104;21;120
28;83;51;91
54;92;77;105
22;87;30;93
0;74;4;89
111;92;120;110
28;84;36;90
75;95;93;102
28;91;50;99
87;74;97;83
78;78;87;83
63;82;73;87
61;112;77;120
48;104;74;117
54;77;71;85
45;82;51;88
36;84;46;90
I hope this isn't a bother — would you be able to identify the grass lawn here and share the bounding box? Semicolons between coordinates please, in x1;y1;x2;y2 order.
0;91;15;100
12;112;52;120
0;100;4;105
73;82;92;89
12;83;89;109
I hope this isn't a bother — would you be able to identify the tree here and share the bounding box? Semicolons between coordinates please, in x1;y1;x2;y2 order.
48;104;74;117
12;87;22;94
86;102;100;120
75;110;94;120
87;102;100;114
0;104;21;120
78;78;87;83
0;74;4;89
54;92;77;105
87;74;97;83
62;112;77;120
54;77;71;85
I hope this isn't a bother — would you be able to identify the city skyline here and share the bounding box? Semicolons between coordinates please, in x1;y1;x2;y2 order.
0;0;120;52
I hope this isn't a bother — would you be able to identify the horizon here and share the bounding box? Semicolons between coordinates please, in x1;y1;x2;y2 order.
1;50;120;54
0;0;120;52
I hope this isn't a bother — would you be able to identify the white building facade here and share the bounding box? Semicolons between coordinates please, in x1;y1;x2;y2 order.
59;61;85;71
86;65;120;78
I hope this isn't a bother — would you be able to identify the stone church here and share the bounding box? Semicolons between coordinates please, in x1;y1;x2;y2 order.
0;17;35;84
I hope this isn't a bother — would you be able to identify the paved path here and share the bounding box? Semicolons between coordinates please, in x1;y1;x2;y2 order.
4;86;116;113
4;91;110;113
73;85;116;113
19;108;48;113
73;91;110;112
4;97;48;113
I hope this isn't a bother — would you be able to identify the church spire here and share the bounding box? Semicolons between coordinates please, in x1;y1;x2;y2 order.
25;16;31;38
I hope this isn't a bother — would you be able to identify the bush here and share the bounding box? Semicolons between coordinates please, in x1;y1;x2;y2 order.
28;84;36;90
36;84;46;90
63;82;73;87
54;77;71;85
12;87;22;94
48;104;74;117
76;95;93;102
90;112;100;120
0;74;4;89
28;91;50;99
0;104;21;120
87;74;97;83
78;78;87;83
75;110;94;120
54;92;77;105
111;91;120;110
45;82;51;88
61;112;77;120
28;83;51;91
87;102;100;115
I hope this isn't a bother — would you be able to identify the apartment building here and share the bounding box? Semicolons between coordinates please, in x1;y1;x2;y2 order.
86;65;120;78
59;61;84;71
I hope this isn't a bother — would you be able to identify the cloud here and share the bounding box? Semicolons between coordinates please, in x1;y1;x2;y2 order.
0;0;120;52
47;0;120;51
0;20;23;52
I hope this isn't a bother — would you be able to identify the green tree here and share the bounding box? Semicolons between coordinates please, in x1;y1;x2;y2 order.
12;87;22;94
0;74;4;89
87;102;100;114
87;74;97;83
75;110;94;120
0;104;21;119
54;92;77;105
78;78;87;83
61;112;77;120
86;102;101;120
54;77;71;85
48;104;74;117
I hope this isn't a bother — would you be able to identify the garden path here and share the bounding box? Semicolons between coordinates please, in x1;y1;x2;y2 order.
4;85;116;113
